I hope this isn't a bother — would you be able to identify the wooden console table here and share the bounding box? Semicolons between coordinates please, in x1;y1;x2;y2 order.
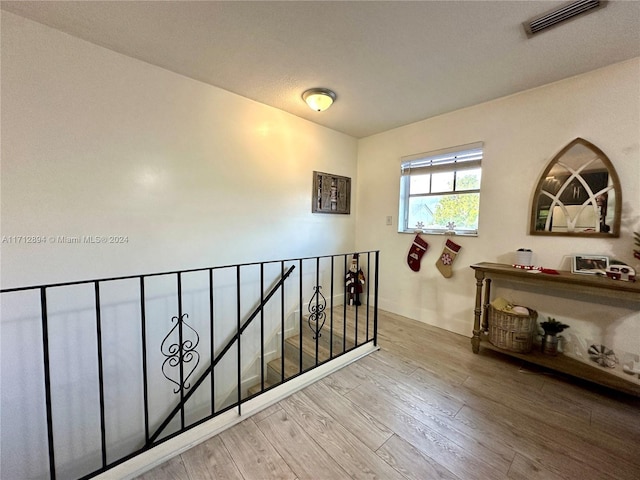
470;262;640;397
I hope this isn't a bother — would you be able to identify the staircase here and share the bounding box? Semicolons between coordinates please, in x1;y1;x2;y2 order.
248;305;374;396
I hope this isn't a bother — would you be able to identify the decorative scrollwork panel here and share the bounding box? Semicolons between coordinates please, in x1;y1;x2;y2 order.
160;313;200;394
307;286;326;339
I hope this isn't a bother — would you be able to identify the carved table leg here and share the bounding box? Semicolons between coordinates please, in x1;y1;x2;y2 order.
472;270;485;353
482;278;492;332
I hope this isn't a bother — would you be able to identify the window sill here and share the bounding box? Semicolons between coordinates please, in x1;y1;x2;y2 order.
398;229;478;237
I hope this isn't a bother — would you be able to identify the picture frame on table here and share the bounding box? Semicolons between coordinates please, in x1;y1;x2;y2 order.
571;254;609;275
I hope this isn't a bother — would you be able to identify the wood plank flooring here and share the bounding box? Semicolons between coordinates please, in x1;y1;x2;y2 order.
136;309;640;480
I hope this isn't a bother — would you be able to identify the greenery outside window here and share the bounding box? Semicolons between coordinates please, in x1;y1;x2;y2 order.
399;142;482;235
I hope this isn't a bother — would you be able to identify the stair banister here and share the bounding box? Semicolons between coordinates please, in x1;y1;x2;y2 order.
1;251;380;480
147;264;296;444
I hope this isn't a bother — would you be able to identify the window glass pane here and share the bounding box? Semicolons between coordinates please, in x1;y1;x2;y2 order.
407;196;439;230
408;193;479;231
433;192;479;230
431;172;454;193
455;168;481;191
409;174;430;194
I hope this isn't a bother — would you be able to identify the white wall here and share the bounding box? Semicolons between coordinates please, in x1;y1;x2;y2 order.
355;58;639;368
0;11;358;289
0;12;359;479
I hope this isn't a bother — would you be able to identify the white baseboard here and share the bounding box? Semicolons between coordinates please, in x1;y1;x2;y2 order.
98;342;379;480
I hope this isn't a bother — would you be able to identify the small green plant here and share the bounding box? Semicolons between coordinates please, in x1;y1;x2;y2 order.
539;318;569;335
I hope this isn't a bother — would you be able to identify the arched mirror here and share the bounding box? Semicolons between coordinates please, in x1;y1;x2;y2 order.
530;138;621;237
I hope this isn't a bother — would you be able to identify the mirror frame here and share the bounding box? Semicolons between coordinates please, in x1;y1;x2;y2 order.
530;138;621;238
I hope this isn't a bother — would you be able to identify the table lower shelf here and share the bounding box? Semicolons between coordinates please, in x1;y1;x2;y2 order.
478;334;640;397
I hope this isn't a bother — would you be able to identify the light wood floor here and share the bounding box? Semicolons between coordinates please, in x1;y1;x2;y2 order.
136;309;640;480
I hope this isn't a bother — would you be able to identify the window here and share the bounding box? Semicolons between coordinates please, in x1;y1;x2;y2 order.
399;142;482;235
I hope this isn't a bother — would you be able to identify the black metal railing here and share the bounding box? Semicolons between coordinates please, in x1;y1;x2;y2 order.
0;251;379;480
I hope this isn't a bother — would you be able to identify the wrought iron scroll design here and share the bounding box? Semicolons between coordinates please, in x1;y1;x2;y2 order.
308;286;326;339
161;313;200;394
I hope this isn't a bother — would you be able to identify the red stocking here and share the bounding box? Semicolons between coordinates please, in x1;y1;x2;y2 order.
407;234;429;272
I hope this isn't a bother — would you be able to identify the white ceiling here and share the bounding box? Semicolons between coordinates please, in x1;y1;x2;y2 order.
2;1;639;138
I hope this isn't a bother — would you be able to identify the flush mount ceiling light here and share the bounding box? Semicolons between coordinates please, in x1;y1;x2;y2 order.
523;0;607;37
302;88;336;112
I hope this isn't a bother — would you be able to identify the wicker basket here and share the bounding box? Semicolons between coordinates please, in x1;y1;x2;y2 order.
487;305;538;353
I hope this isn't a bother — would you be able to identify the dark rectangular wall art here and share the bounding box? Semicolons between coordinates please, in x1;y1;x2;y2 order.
312;171;351;214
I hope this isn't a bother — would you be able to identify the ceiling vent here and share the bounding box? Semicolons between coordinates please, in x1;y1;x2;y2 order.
523;0;608;37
